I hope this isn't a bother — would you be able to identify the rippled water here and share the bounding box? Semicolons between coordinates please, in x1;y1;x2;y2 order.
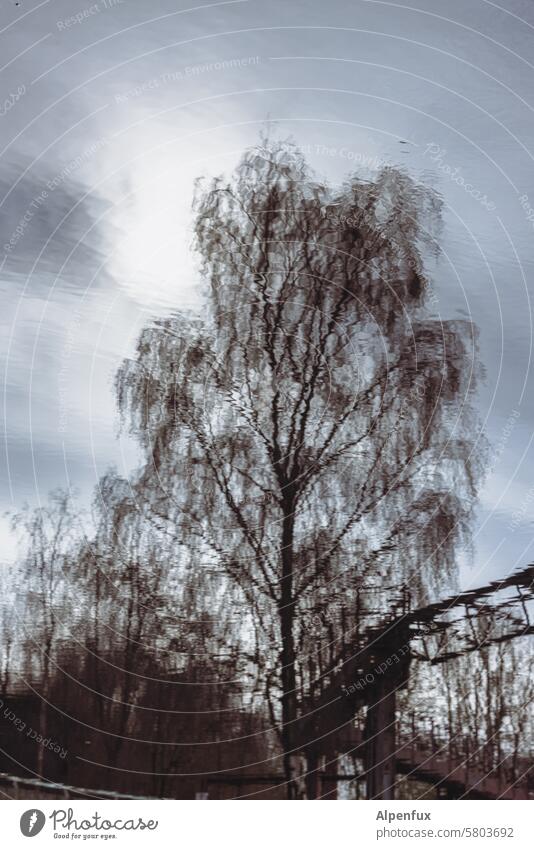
1;0;534;586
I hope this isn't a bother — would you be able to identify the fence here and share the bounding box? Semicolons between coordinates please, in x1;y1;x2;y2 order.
0;772;158;800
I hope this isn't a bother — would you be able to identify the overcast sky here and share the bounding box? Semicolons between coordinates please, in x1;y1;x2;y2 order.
2;0;534;590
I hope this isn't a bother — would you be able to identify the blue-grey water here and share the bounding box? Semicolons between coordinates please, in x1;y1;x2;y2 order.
2;0;534;590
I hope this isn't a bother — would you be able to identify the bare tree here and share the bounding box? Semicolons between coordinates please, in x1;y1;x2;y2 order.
401;630;533;797
114;137;483;796
0;572;17;693
10;490;78;773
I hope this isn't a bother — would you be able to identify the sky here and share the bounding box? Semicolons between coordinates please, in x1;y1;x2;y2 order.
1;0;534;590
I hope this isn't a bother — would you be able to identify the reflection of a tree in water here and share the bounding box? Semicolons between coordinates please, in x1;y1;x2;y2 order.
115;136;485;796
3;136;512;801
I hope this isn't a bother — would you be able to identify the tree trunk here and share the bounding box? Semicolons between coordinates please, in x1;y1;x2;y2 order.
279;501;298;799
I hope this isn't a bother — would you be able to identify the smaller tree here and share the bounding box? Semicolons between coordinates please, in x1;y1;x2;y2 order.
10;490;78;772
